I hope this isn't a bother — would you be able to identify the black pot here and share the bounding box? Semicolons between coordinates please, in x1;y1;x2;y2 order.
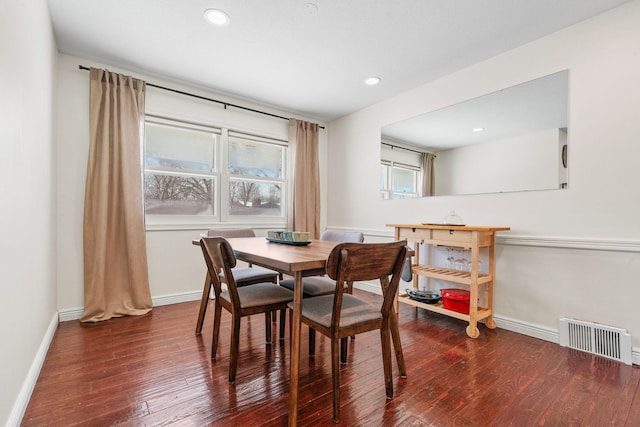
406;289;441;304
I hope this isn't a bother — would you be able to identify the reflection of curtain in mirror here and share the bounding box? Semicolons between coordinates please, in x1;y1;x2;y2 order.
421;152;435;196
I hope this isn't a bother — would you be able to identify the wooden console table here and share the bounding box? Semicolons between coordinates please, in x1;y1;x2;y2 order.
388;223;509;338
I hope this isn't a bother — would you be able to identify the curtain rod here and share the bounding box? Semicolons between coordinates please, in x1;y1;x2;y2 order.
381;141;428;155
79;65;324;129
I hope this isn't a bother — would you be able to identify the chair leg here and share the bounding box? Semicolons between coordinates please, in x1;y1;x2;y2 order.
346;280;354;294
279;310;286;340
271;276;279;324
211;301;222;360
390;307;407;378
340;337;348;364
288;310;292;352
196;272;212;334
229;314;241;383
331;337;341;423
380;324;394;399
264;312;272;343
347;281;355;340
308;327;316;357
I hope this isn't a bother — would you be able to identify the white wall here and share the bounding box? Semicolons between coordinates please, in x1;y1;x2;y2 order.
55;54;328;314
435;128;562;195
328;1;640;356
5;4;640;423
0;1;58;425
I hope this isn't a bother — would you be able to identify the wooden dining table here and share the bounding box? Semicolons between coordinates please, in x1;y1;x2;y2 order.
224;236;340;425
195;236;406;425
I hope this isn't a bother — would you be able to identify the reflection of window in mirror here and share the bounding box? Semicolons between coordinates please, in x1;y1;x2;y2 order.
380;142;429;199
380;161;420;199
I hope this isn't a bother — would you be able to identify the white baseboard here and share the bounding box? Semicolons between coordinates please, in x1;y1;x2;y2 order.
58;290;203;322
353;280;382;295
493;314;559;343
354;283;640;365
8;312;58;427
151;290;202;307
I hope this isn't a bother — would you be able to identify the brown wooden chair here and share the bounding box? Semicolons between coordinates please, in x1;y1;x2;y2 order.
199;236;294;383
288;240;407;423
195;229;281;335
279;230;364;358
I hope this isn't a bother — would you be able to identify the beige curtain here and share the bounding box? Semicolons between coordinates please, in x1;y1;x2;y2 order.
81;68;152;322
421;152;436;197
288;119;320;239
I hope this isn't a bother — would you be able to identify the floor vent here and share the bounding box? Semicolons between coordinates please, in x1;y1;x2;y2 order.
559;318;632;365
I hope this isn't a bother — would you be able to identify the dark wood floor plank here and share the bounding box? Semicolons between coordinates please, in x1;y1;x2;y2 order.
21;291;640;426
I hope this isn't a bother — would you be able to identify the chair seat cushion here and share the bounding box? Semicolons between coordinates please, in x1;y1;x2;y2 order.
220;282;293;308
280;276;336;296
223;267;279;285
288;294;381;329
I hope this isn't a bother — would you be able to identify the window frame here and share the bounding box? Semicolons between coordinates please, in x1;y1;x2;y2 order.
221;129;288;222
380;159;421;199
143;115;289;230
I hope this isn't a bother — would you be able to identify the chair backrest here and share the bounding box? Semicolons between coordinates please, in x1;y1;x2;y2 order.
200;237;241;305
325;240;407;319
207;228;256;238
320;230;364;243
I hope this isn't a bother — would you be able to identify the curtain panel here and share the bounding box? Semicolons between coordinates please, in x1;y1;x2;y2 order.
421;152;435;197
81;68;152;322
288;119;320;239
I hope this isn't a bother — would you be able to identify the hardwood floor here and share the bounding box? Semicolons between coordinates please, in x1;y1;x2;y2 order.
22;290;640;426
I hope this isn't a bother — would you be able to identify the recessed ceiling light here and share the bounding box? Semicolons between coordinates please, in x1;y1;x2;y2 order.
472;127;485;132
204;8;230;26
365;76;381;86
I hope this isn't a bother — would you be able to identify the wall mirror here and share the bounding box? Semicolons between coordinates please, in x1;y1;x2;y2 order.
380;70;568;198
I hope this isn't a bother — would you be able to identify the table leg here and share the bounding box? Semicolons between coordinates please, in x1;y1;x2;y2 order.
288;271;302;426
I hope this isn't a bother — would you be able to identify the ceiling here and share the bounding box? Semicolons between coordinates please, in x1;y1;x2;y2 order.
47;0;631;122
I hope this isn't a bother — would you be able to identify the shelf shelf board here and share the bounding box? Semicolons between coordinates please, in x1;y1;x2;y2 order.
398;294;491;322
412;265;493;285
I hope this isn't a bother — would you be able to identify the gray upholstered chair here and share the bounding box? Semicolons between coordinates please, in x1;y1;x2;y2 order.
280;230;364;358
195;229;282;336
287;240;407;423
199;236;294;383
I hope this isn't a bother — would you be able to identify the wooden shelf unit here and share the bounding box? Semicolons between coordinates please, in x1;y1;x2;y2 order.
388;223;509;338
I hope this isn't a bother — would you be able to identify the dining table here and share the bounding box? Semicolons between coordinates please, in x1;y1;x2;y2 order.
196;236;407;425
224;236;340;425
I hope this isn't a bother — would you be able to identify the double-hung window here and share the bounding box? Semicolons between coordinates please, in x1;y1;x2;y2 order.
380;161;421;199
143;116;287;227
226;132;286;217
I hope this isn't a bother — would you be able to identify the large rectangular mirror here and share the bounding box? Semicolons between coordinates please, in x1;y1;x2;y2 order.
380;70;568;198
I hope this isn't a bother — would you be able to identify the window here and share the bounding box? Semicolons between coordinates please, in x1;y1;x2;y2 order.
143;117;287;226
227;132;285;217
380;161;420;199
144;121;219;216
